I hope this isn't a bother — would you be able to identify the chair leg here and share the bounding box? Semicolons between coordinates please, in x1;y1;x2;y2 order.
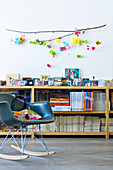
0;128;21;150
27;125;49;154
0;129;11;150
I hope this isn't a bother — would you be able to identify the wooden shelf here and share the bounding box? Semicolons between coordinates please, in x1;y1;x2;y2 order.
0;86;112;139
109;111;113;114
53;111;106;114
36;132;106;136
33;86;107;90
109;132;113;135
0;132;31;135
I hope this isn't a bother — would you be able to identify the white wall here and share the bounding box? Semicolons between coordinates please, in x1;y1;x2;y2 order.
0;0;113;80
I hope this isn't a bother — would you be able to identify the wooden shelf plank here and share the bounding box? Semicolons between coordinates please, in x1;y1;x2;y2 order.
53;111;106;114
33;86;107;90
0;132;31;135
109;132;113;135
35;132;106;136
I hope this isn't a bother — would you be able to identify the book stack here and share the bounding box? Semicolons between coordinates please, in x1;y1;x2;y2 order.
55;115;84;132
70;91;94;111
93;92;106;110
72;116;84;132
109;118;113;132
84;92;94;111
100;118;106;132
40;121;56;132
84;116;100;132
50;98;70;111
110;92;113;110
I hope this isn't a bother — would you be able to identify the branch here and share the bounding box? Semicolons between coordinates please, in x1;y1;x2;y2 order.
6;24;106;42
6;24;106;34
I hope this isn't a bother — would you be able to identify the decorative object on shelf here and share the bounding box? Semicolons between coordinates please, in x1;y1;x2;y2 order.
65;68;80;79
98;79;105;86
33;78;40;86
0;81;6;86
11;79;22;86
90;80;98;86
6;74;20;86
48;78;54;86
40;75;50;81
83;80;90;86
72;78;82;86
105;80;113;86
66;79;72;86
53;77;62;86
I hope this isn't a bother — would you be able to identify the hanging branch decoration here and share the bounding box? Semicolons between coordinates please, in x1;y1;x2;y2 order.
6;24;106;67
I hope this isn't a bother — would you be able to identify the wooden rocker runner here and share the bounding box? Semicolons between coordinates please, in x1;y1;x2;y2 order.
0;93;55;160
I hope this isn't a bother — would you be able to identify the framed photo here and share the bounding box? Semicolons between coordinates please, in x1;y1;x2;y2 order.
11;79;22;86
53;77;62;86
72;78;82;86
90;80;98;86
40;75;50;81
65;68;80;79
67;79;72;86
33;78;40;86
39;80;44;86
6;74;20;86
19;80;26;86
48;78;54;86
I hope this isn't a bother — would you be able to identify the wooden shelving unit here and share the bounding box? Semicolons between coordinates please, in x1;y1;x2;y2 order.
0;86;113;139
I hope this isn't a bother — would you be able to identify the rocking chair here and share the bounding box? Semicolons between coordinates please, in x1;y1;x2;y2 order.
0;93;55;160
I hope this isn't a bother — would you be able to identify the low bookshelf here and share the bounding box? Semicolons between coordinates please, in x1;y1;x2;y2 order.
0;86;113;139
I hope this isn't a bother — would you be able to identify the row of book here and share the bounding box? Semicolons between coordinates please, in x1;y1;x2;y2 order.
51;91;106;111
70;91;94;111
39;116;113;132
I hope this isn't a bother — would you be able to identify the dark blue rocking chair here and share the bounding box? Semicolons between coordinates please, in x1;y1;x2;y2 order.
0;93;55;160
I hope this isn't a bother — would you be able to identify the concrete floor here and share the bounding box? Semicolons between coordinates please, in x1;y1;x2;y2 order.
0;137;113;170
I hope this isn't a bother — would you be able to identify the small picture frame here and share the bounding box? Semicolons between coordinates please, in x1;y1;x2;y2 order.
19;80;26;86
11;79;22;86
67;79;72;86
6;74;20;86
48;78;54;86
90;80;98;86
65;68;80;79
40;75;50;81
33;78;40;86
39;80;44;86
53;77;62;86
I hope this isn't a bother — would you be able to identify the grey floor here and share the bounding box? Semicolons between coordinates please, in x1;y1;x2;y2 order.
0;137;113;170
